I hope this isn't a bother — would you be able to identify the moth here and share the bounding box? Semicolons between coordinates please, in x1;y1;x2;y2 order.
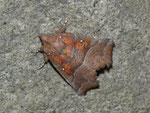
39;26;115;95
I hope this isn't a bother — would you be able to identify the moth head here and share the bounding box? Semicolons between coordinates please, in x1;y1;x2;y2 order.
39;34;50;44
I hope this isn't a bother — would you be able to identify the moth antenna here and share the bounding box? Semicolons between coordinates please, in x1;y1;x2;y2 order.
38;62;47;70
55;26;66;34
58;17;68;25
64;18;68;26
31;49;42;56
38;34;42;41
56;18;68;34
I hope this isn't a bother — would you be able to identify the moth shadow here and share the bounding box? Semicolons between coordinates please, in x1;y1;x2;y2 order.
96;65;113;76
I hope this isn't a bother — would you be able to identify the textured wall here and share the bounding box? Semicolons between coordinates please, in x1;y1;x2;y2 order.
0;0;150;113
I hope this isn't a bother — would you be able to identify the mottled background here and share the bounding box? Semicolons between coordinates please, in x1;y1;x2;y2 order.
0;0;150;113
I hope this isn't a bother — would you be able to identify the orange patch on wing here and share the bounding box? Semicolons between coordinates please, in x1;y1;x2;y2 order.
64;47;72;55
60;52;69;59
75;43;84;51
64;69;71;75
48;56;53;62
45;43;50;49
51;55;63;64
82;41;89;47
62;34;74;46
50;46;59;54
63;63;71;70
62;63;72;75
51;55;72;75
49;35;56;42
75;41;89;51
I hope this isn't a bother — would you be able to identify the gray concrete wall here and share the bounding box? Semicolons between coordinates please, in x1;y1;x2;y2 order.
0;0;150;113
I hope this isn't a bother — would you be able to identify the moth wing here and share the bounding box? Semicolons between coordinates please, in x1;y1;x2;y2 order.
83;39;115;70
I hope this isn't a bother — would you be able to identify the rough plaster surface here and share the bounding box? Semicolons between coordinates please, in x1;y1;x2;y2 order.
0;0;150;113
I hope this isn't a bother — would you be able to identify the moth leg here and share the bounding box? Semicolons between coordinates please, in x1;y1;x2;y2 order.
31;49;41;56
43;53;49;63
39;46;49;63
38;53;49;70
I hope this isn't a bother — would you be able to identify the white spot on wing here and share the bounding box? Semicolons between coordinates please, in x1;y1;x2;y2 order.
59;35;62;39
